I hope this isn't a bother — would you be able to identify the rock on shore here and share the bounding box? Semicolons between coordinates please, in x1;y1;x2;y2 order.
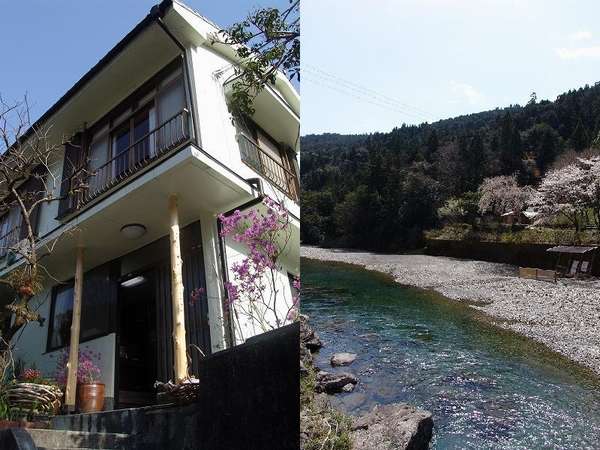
300;314;323;351
302;246;600;376
300;313;434;449
351;403;433;450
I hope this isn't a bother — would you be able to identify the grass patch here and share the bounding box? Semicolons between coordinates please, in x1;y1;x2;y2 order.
426;224;600;246
300;367;353;450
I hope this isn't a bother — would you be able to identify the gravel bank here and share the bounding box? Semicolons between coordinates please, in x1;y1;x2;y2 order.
301;246;600;376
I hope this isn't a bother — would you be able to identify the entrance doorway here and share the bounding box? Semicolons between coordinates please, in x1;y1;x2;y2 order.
117;269;158;407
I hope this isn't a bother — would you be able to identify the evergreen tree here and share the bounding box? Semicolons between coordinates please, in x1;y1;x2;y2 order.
527;91;537;106
499;113;522;175
423;129;439;162
570;119;589;151
462;133;485;190
524;123;560;175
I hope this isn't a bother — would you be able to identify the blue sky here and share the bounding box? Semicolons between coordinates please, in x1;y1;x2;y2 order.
302;0;600;135
5;1;600;138
0;0;289;124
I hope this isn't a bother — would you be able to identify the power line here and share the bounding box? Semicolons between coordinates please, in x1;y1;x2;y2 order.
302;64;431;118
304;64;431;115
302;72;428;121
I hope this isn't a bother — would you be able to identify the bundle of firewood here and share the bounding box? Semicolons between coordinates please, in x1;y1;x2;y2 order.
154;377;201;405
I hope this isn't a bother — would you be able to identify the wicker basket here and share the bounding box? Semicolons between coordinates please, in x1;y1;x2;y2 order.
5;382;63;417
155;378;201;405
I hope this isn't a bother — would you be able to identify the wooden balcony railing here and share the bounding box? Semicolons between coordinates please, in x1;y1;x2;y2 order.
60;110;191;216
0;226;20;259
238;134;299;201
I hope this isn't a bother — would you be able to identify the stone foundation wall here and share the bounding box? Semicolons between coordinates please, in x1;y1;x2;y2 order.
52;323;300;450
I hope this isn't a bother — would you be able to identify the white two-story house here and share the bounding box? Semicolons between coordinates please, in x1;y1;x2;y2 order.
1;0;299;410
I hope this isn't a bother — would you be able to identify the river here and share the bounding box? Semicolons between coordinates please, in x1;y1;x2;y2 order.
302;258;600;449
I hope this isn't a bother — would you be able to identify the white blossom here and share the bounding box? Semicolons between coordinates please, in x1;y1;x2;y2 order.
531;156;600;231
478;175;534;216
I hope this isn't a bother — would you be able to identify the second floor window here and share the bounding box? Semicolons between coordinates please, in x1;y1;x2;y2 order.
85;69;185;186
0;175;44;257
237;117;299;200
60;60;189;214
0;207;21;258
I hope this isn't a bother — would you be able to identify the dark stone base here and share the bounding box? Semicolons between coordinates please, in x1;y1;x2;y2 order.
53;323;300;450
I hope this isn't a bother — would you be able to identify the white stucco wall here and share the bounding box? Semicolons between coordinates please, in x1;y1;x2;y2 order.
199;211;228;353
188;44;300;218
224;237;297;345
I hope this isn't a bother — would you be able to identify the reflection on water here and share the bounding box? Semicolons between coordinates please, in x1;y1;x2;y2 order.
302;259;600;450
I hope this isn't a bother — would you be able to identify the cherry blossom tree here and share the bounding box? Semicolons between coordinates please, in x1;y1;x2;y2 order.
530;156;600;236
478;175;534;217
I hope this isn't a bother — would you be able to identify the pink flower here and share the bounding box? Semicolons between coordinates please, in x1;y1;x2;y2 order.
55;348;102;385
189;287;205;306
21;367;42;382
219;196;294;326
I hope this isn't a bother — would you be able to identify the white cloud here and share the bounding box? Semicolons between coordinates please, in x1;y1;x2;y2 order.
556;46;600;60
569;31;592;42
450;81;484;105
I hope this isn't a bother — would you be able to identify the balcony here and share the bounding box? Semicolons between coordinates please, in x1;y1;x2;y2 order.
238;134;299;202
60;109;191;217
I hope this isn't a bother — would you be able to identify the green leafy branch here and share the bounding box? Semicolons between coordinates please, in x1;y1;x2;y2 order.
216;0;299;116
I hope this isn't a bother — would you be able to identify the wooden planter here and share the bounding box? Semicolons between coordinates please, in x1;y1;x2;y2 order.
5;382;62;418
77;383;105;413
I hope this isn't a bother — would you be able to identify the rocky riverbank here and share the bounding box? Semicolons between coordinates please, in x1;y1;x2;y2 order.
300;315;433;450
301;246;600;376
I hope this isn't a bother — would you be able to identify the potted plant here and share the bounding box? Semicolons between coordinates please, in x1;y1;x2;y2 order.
0;388;16;428
3;367;62;426
56;349;104;413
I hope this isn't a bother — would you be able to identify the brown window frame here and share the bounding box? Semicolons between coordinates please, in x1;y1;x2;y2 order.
83;58;185;176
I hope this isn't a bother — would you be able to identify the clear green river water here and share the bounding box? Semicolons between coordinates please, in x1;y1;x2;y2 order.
302;258;600;449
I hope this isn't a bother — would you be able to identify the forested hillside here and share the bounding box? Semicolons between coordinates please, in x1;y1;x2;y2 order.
301;84;600;250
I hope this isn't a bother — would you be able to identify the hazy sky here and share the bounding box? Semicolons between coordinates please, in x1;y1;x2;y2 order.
0;0;289;123
301;0;600;135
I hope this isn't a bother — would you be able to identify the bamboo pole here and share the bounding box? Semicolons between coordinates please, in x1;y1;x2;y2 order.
169;194;188;382
65;247;84;410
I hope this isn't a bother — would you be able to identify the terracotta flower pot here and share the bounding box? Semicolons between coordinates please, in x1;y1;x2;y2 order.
76;383;105;413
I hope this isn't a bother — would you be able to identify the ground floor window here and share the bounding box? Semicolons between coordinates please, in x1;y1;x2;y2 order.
47;285;74;350
46;264;114;352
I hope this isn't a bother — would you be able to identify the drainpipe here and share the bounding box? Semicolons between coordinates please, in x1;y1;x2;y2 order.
154;16;201;148
217;178;265;348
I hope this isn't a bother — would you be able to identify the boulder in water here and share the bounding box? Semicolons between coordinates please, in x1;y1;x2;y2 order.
342;383;355;393
315;370;358;394
331;352;357;367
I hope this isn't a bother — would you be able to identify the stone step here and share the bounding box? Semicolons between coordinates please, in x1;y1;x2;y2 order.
26;429;131;449
37;448;103;450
